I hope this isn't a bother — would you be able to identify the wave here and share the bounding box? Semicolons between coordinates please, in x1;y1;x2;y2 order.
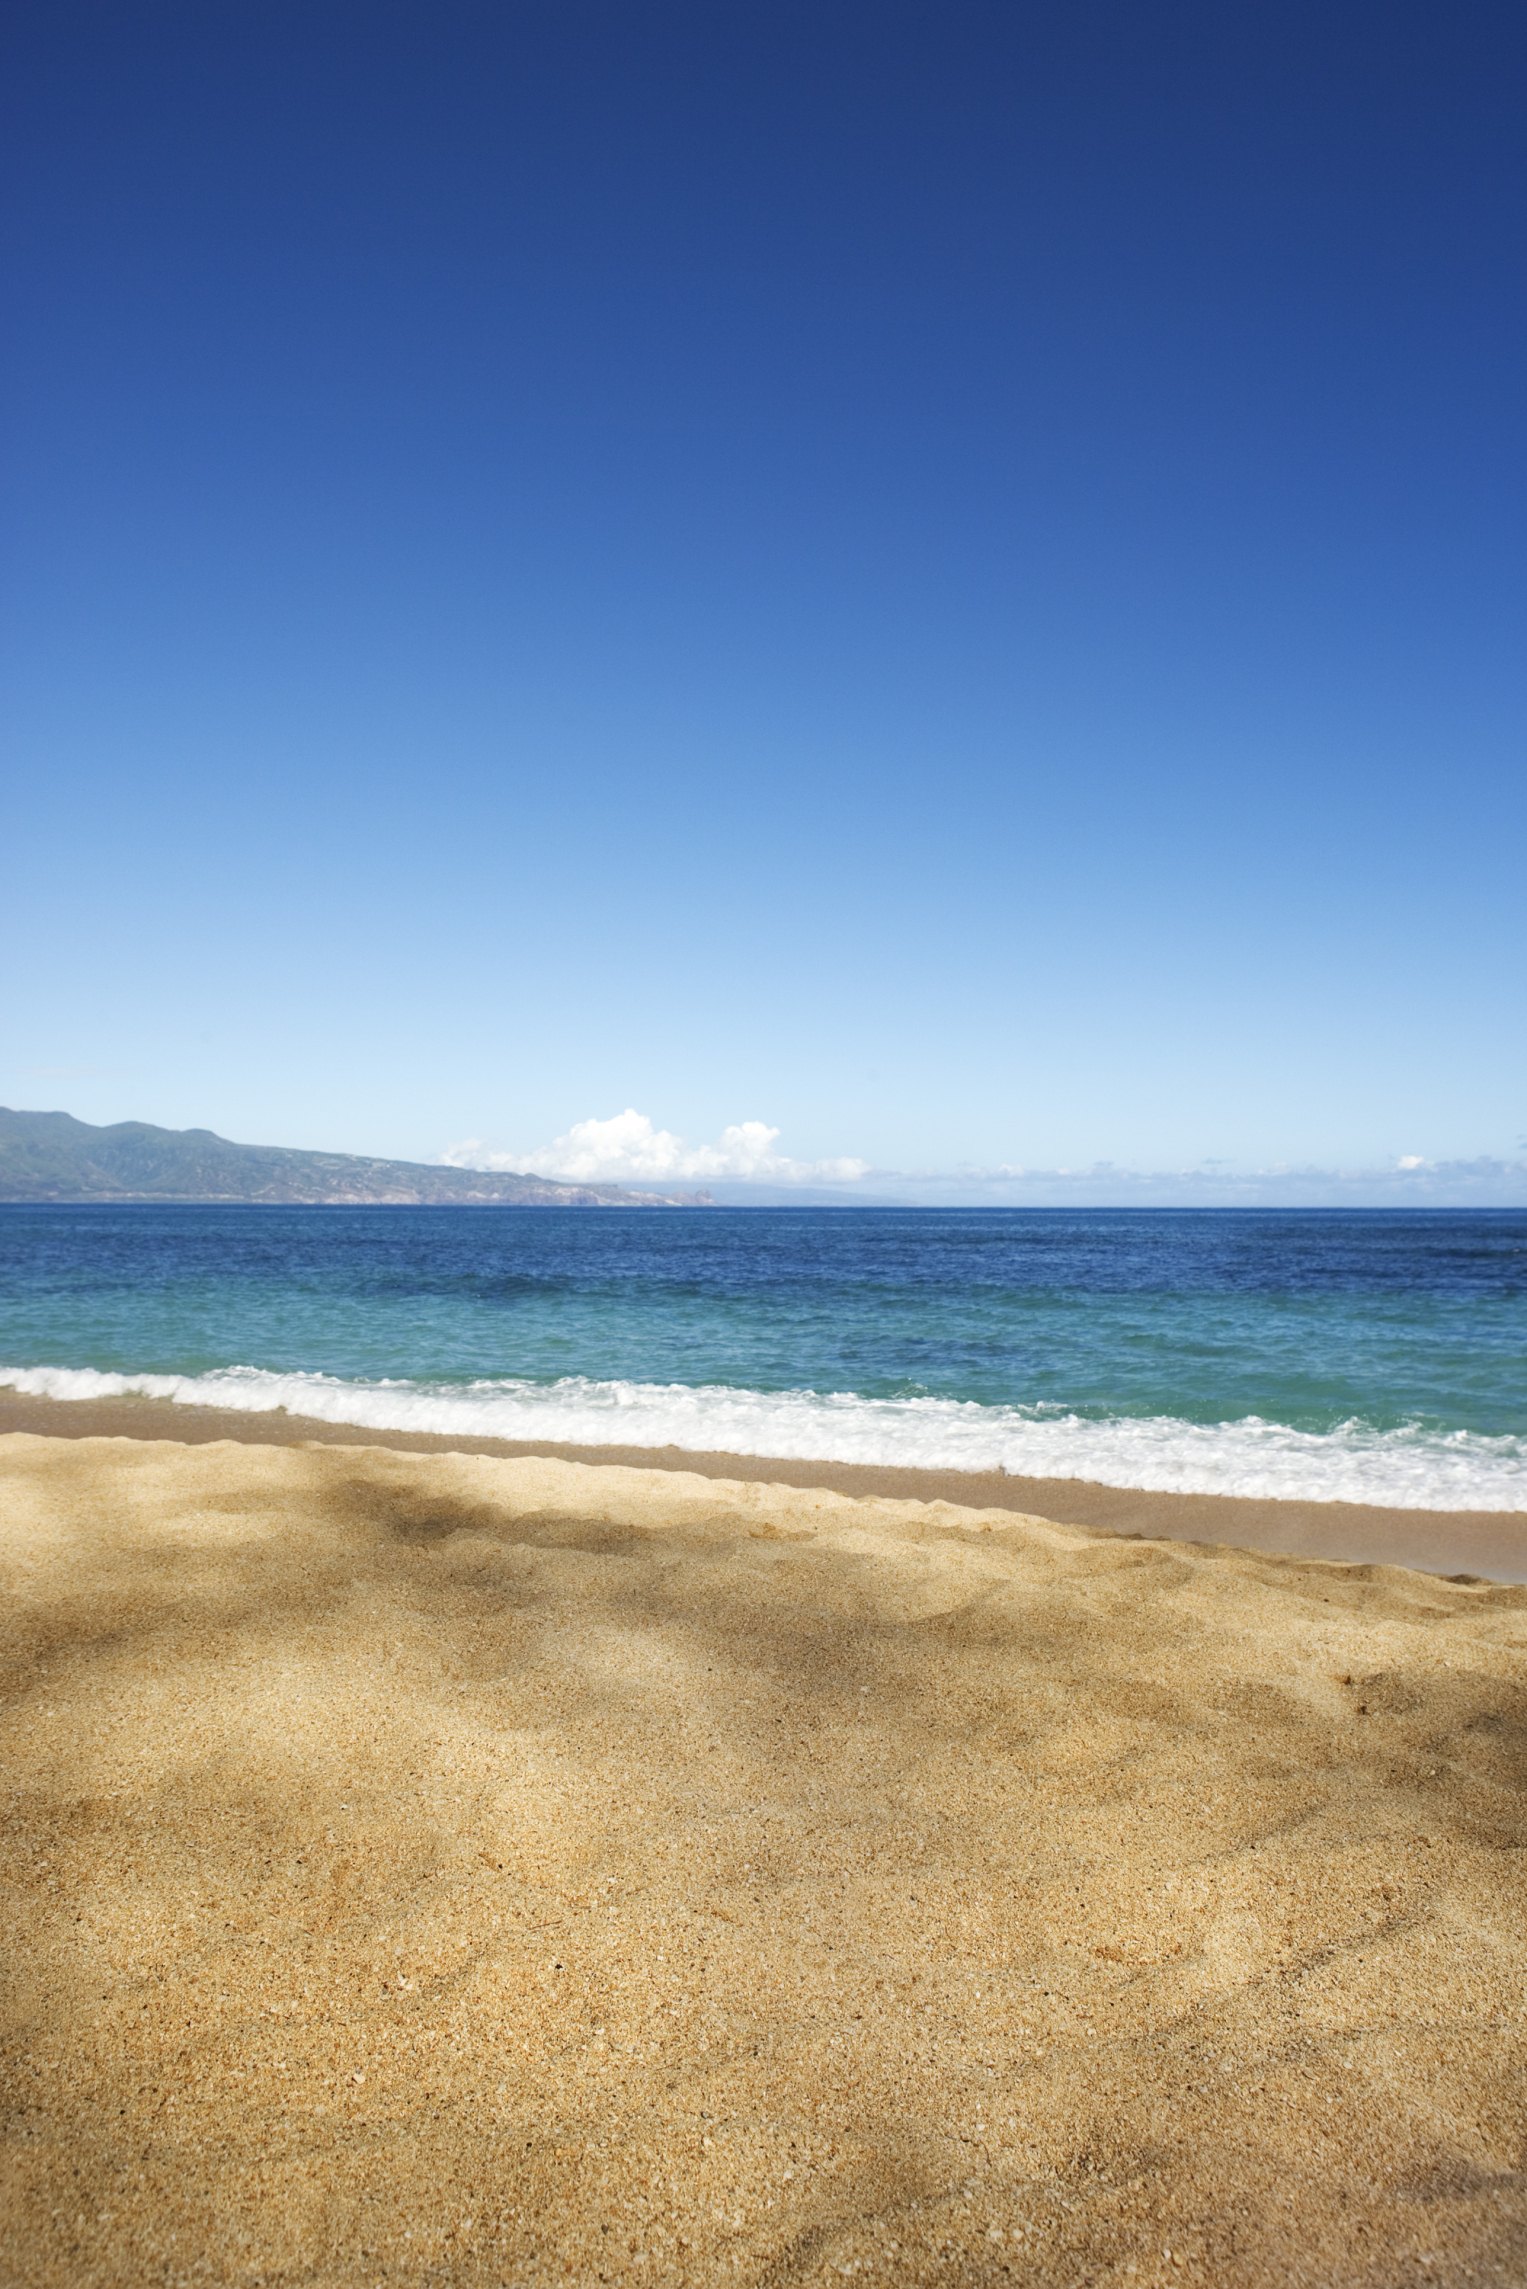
3;1361;1525;1511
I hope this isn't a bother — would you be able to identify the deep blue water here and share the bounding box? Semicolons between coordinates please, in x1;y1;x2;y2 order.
2;1205;1524;1508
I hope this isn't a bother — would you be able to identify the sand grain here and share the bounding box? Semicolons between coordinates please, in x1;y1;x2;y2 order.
1;1432;1525;2287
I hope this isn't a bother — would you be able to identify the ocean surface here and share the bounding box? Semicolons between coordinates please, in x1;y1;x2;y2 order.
1;1205;1524;1511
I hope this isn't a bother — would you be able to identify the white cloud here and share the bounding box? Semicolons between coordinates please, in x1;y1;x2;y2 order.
441;1110;869;1187
438;1122;1527;1205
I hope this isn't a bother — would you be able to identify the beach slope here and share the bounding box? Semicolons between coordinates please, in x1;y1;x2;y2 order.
1;1433;1525;2287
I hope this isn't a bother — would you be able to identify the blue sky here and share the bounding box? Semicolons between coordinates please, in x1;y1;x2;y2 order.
3;2;1524;1199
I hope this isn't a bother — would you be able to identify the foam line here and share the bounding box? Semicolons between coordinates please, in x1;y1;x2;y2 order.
3;1362;1524;1511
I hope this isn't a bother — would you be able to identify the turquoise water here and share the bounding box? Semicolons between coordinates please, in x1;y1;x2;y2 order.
2;1205;1524;1508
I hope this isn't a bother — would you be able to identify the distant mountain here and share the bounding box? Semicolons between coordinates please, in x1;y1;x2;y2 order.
0;1109;710;1207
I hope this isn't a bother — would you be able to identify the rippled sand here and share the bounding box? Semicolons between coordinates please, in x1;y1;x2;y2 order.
2;1432;1525;2287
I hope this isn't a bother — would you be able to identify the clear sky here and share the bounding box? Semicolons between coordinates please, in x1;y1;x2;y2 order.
4;2;1524;1199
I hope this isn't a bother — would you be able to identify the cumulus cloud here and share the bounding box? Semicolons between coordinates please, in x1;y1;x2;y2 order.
441;1110;869;1187
439;1121;1526;1205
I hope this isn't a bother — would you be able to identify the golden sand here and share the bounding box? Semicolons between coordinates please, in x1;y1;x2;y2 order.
1;1432;1525;2288
4;1387;1524;1581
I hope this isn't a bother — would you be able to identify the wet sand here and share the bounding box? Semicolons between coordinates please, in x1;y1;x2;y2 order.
2;1430;1526;2287
1;1387;1523;1582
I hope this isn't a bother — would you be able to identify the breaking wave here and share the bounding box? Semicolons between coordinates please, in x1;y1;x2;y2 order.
3;1361;1525;1511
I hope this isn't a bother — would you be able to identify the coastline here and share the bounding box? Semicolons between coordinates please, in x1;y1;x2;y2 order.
2;1382;1524;1581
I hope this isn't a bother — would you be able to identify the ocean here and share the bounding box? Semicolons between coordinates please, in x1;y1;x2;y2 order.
1;1204;1523;1510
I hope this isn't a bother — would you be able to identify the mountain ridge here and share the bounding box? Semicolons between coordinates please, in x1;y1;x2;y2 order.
0;1109;710;1207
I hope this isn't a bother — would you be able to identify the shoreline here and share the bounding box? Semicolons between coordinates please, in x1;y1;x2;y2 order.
3;1382;1523;1580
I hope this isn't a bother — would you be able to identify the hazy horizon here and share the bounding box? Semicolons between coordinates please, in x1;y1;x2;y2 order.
4;1099;1523;1208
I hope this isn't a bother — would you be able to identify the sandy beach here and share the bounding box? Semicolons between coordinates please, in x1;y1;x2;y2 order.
2;1430;1526;2288
2;1388;1524;1584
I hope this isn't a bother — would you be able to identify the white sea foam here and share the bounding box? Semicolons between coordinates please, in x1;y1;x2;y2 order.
3;1361;1525;1511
